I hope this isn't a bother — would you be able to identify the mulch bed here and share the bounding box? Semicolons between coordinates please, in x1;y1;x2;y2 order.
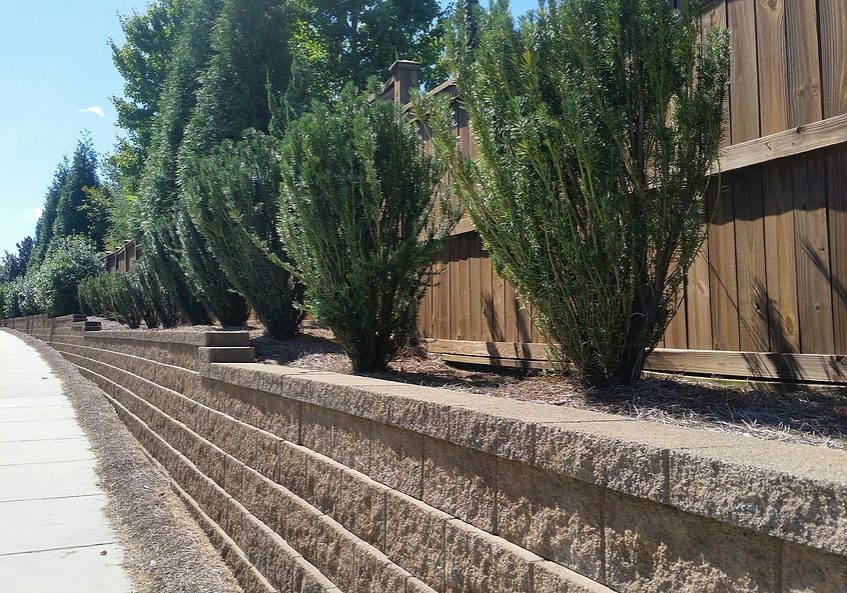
252;327;847;450
93;317;847;450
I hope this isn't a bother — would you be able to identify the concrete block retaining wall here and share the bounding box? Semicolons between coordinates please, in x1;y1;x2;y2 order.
6;314;847;593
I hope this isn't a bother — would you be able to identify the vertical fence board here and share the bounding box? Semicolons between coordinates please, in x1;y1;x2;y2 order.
791;154;835;354
733;168;770;350
708;182;740;350
827;147;847;354
818;0;847;119
785;0;823;128
469;234;482;341
756;0;790;136
728;0;760;143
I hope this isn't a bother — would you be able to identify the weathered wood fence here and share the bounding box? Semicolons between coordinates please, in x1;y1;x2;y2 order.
104;240;142;273
394;0;847;383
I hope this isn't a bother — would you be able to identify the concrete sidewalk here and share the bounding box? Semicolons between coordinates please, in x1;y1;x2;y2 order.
0;331;131;593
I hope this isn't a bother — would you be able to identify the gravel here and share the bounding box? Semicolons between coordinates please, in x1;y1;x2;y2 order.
5;328;242;593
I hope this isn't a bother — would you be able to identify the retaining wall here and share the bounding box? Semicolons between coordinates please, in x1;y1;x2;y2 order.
6;314;847;593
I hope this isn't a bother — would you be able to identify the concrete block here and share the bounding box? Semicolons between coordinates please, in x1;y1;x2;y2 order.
782;542;847;593
334;469;388;548
443;518;538;593
353;545;410;593
496;458;604;581
384;490;449;591
604;489;780;593
423;436;498;532
369;421;424;498
533;560;617;593
670;441;847;556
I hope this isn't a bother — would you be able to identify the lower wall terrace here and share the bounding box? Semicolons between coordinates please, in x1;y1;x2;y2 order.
6;314;847;593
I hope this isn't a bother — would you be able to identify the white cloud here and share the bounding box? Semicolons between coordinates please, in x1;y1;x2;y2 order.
78;106;106;117
15;207;43;223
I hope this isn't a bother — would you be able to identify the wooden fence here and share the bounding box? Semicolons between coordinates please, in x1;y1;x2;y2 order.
104;240;142;273
401;0;847;383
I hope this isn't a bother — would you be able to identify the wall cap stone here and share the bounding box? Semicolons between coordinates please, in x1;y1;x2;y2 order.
203;361;847;558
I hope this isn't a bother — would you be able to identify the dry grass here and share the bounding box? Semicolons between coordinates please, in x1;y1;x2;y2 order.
7;328;242;593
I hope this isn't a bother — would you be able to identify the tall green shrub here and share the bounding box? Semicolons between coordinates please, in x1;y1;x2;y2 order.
185;131;304;338
279;88;456;372
136;259;181;328
427;0;729;385
33;236;103;317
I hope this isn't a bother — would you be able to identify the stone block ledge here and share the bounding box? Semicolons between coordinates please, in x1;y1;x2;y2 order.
202;361;847;558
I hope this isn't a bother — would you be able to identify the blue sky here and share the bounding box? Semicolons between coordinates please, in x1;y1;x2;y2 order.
0;0;536;255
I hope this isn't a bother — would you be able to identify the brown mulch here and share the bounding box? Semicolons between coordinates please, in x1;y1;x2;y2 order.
252;326;847;451
8;327;242;593
92;317;847;450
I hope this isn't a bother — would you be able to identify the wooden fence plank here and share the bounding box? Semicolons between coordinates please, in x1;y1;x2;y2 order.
716;114;847;173
826;147;847;354
756;0;790;136
762;161;801;352
785;0;823;128
818;0;847;118
469;233;482;341
733;167;770;350
707;182;740;350
791;153;835;354
728;0;760;143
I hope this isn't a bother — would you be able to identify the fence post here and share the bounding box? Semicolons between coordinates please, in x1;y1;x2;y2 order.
388;60;420;104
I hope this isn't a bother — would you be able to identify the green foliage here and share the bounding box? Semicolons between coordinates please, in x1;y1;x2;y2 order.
279;88;456;372
177;209;250;326
31;161;70;266
0;237;34;283
52;137;104;249
135;0;227;325
136;259;181;328
78;271;159;329
173;0;297;329
33;236;103;317
1;276;39;318
428;0;729;385
111;0;188;184
294;0;445;96
185;131;305;338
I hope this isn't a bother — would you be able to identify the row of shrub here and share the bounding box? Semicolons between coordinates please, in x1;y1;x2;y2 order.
0;236;102;319
5;1;729;386
77;262;181;329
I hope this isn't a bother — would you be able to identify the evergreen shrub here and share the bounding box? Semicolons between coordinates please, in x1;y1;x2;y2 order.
426;0;730;385
279;87;456;372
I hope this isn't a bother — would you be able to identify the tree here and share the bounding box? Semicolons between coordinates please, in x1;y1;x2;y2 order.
279;88;456;372
31;161;70;265
136;0;225;325
294;0;445;97
428;0;729;385
52;136;104;249
185;131;304;338
174;0;299;328
110;0;188;186
33;235;103;317
0;237;34;283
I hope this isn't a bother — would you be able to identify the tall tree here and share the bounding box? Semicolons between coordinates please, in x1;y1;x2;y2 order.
31;160;69;265
179;0;300;333
0;237;34;283
52;136;103;248
110;0;188;187
137;0;225;324
294;0;444;97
